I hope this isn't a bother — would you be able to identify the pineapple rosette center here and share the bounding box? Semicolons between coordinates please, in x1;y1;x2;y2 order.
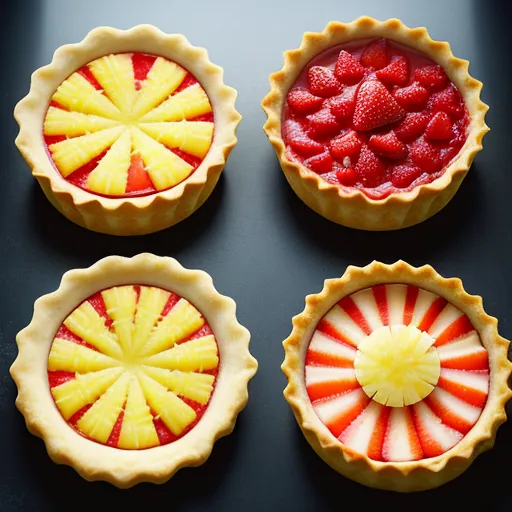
43;53;214;198
305;284;490;462
48;285;220;450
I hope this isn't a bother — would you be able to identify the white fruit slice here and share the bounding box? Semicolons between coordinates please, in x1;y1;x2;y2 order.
409;289;438;327
307;331;356;366
382;407;423;462
385;284;407;325
305;366;358;401
437;331;488;370
44;107;119;136
437;367;488;407
322;304;367;347
428;303;464;339
350;288;383;331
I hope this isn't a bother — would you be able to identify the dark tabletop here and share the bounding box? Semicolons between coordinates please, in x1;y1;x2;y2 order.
1;0;512;510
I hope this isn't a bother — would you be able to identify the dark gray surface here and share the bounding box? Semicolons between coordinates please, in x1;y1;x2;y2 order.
1;0;511;510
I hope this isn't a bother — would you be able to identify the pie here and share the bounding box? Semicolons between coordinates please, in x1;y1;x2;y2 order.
262;17;489;231
14;25;241;235
10;253;258;487
282;261;511;491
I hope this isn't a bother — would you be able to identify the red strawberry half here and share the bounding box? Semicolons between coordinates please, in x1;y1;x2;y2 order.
308;66;342;98
306;108;341;138
360;38;389;70
368;132;408;160
330;130;363;162
375;57;409;86
391;164;423;188
284;120;324;156
425;112;453;140
394;113;429;141
335;164;358;186
287;87;324;114
334;50;365;85
304;151;333;174
329;92;356;120
355;145;386;187
428;85;465;119
394;83;430;111
414;64;448;89
410;138;442;173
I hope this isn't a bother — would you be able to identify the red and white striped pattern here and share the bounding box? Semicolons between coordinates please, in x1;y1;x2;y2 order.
305;284;489;462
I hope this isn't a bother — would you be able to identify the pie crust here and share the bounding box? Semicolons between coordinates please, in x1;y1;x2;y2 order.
14;25;241;236
10;253;257;487
282;260;511;491
262;17;489;231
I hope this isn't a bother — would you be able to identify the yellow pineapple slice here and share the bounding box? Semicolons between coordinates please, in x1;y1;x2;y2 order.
139;121;214;158
137;372;196;436
140;83;212;123
51;367;124;420
52;72;121;120
48;338;119;373
131;127;193;190
354;325;441;407
131;58;187;118
100;285;137;354
142;335;219;372
86;129;132;196
140;298;204;356
64;301;122;359
142;366;214;405
49;126;123;177
44;107;119;137
77;371;130;443
131;286;170;354
88;54;136;115
118;375;159;449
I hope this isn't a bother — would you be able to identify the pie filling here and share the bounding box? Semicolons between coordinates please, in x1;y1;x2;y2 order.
48;285;220;449
44;53;214;198
282;38;469;199
305;284;489;462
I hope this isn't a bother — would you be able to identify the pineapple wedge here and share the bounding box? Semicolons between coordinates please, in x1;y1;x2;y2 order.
139;121;214;158
44;107;119;137
140;83;212;123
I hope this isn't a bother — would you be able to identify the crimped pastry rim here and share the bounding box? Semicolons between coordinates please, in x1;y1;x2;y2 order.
281;260;511;491
14;24;242;212
261;16;490;208
10;253;258;488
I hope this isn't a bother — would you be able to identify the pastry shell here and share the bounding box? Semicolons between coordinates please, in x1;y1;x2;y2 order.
282;260;511;491
10;253;258;488
14;25;241;236
262;17;489;231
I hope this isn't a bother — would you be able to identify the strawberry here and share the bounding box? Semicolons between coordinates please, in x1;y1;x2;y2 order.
391;164;422;188
355;145;386;187
334;50;365;85
304;151;333;174
360;38;389;70
306;108;341;138
335;165;358;186
425;111;453;140
375;57;409;86
287;87;324;114
394;113;428;141
368;131;408;160
329;130;363;162
353;79;405;131
414;64;448;89
393;83;430;111
308;66;342;98
284;120;324;156
428;85;465;119
329;93;355;120
410;138;442;173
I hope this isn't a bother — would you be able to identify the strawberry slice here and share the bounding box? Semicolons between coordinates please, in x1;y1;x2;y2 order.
360;38;389;70
355;145;386;187
410;138;442;173
393;83;430;111
394;113;429;141
329;130;363;162
334;50;365;85
308;66;342;98
414;64;448;89
428;85;465;119
335;164;358;186
329;93;356;120
284;120;324;156
375;57;409;86
353;79;406;131
425;111;453;140
390;164;422;188
304;151;333;174
368;131;408;160
287;87;324;114
306;108;341;138
126;154;153;192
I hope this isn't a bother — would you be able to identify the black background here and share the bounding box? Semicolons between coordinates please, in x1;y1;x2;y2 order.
1;1;511;510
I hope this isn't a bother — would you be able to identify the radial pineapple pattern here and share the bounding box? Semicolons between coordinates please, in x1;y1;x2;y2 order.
48;285;219;450
43;53;214;197
305;284;489;462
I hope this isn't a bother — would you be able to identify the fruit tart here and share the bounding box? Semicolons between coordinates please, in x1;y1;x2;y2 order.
14;25;241;235
262;17;489;231
10;254;257;487
282;261;511;491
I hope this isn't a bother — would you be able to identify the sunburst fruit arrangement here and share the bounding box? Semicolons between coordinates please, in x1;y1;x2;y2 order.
14;25;241;235
262;17;489;230
10;254;258;487
282;261;511;491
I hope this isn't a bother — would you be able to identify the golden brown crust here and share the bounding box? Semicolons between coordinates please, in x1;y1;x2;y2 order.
262;17;489;231
14;25;241;236
282;261;511;491
10;253;258;488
